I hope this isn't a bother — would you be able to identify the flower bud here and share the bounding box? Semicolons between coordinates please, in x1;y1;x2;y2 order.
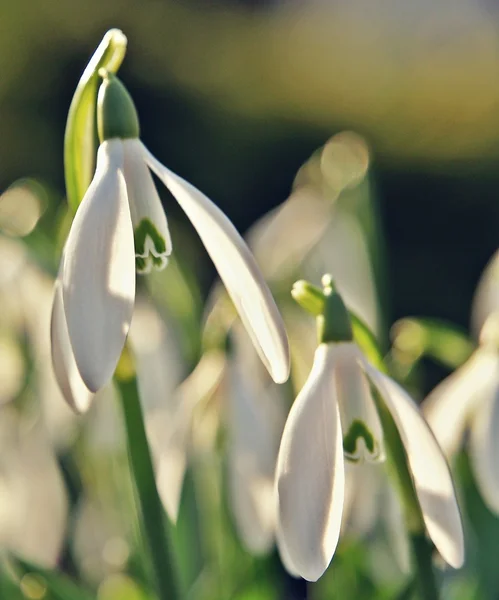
97;73;140;142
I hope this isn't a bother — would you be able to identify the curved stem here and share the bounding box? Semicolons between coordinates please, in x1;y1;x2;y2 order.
117;377;181;600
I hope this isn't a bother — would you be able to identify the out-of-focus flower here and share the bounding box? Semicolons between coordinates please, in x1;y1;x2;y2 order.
0;235;77;448
424;314;499;514
52;73;289;409
0;180;45;237
0;407;68;567
248;132;379;333
151;317;287;554
225;324;287;554
424;249;499;515
471;249;499;338
275;277;464;582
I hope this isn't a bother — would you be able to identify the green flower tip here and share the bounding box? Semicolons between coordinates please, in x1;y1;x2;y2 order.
317;274;353;344
292;275;353;344
97;72;139;142
291;280;325;316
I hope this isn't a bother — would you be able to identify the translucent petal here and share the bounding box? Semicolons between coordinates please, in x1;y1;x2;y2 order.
276;344;344;581
471;249;499;337
227;348;285;554
122;140;172;274
333;343;384;463
423;348;499;457
365;363;465;568
141;143;289;384
468;374;499;515
128;297;185;522
50;275;94;413
62;140;136;392
342;462;381;538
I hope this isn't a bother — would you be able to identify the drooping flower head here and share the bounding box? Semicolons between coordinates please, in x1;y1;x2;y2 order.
423;249;499;516
52;67;290;410
275;276;464;581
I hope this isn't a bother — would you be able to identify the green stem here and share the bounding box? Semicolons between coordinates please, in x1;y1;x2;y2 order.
409;534;439;600
373;391;440;600
117;378;181;600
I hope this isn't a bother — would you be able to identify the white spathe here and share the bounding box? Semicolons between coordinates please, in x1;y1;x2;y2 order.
424;346;499;515
53;138;289;406
276;342;464;582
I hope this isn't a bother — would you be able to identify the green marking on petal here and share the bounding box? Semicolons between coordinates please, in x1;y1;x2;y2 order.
134;218;169;274
343;419;381;463
136;256;147;273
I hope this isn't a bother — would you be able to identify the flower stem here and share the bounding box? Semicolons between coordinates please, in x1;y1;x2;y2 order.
409;534;439;600
373;391;440;600
117;377;181;600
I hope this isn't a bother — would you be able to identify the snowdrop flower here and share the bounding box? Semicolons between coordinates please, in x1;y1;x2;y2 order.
150;318;287;543
275;276;464;581
424;314;499;514
52;73;289;408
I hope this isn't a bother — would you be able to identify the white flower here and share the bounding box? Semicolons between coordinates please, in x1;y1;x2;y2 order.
275;341;464;582
52;135;289;405
424;335;499;515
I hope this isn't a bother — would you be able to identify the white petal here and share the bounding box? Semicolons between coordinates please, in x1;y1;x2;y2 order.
227;351;284;554
276;344;344;581
468;375;499;514
342;462;381;538
50;276;94;413
246;187;331;282
141;143;290;384
471;249;499;337
122;139;172;274
62;140;136;392
333;343;384;463
423;348;499;457
364;363;465;568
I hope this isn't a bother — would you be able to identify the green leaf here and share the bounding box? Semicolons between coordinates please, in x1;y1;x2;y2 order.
0;571;24;600
391;317;474;370
12;557;95;600
64;29;127;213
